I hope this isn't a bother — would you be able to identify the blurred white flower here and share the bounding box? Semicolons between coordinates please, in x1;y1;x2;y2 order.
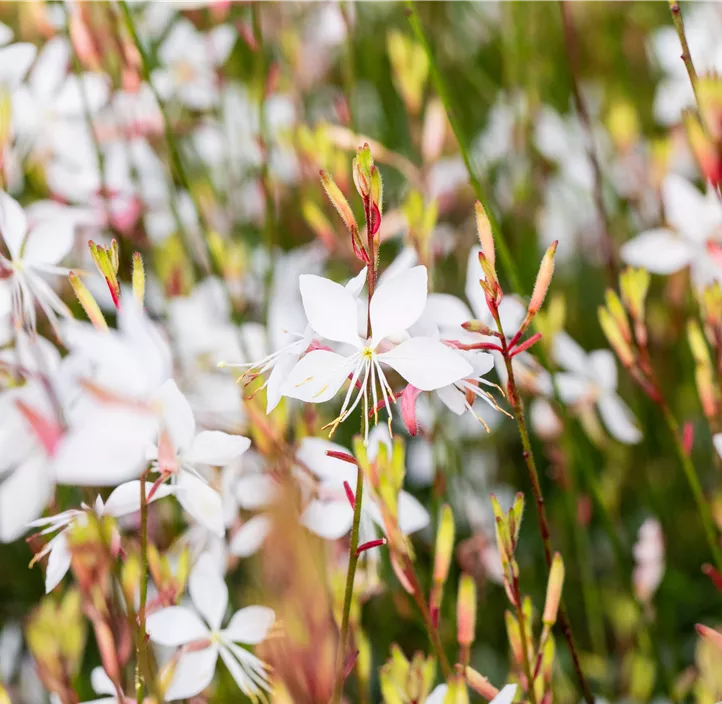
621;173;722;288
149;379;251;538
28;480;173;593
553;332;642;445
298;435;429;542
146;553;274;700
633;518;665;603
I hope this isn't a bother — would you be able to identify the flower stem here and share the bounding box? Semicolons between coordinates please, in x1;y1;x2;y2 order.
496;314;595;704
513;579;538;704
668;1;699;102
660;401;722;573
332;465;364;704
137;473;150;704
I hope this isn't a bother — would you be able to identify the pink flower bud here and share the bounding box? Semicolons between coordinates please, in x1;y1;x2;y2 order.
543;553;564;626
475;201;495;276
528;241;557;317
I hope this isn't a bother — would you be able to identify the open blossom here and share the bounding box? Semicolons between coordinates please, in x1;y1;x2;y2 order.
28;480;173;593
149;379;251;537
146;553;275;700
0;191;79;336
298;434;429;542
620;173;722;288
553;332;642;445
281;265;472;441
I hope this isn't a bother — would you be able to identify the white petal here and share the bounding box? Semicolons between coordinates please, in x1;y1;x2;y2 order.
0;191;27;260
265;352;297;413
299;274;361;346
177;472;225;538
620;228;693;274
554;372;591;405
465;246;488;320
45;533;71;593
552;332;588;375
378;338;473;391
146;606;209;646
54;73;109;116
662;173;708;241
301;499;353;539
165;647;218;701
370;265;428;346
425;684;448;704
101;481;173;518
189;551;228;631
344;267;368;297
0;43;36;86
295;437;356;481
29;36;69;99
282;350;357;403
714;433;722;459
229;515;271;558
588;349;617;391
223;606;275;644
490;684;518;704
217;645;254;697
185;431;251;467
436;384;466;415
424;293;472;330
0;454;52;543
158;379;196;454
597;393;642;445
90;667;117;697
397;491;430;535
208;25;236;65
234;475;276;510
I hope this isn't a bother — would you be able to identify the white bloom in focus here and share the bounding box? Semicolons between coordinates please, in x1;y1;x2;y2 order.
298;436;429;542
146;553;274;700
621;174;722;288
553;332;642;445
28;480;173;593
0;192;78;335
282;265;472;441
149;380;251;538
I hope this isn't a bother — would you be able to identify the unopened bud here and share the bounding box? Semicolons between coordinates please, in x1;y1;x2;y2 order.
370;164;383;214
433;504;455;584
457;574;477;648
528;241;557;317
490;495;512;561
599;306;635;368
109;239;119;273
465;667;499;700
688;320;712;365
379;664;404;704
509;492;524;548
69;271;108;331
504;610;523;666
701;283;722;330
475;201;495;276
543;553;565;626
696;623;722;654
684;109;722;187
447;668;470;704
320;170;358;233
352;143;374;199
462;319;494;336
620;267;651;323
132;252;145;305
605;289;632;343
302;200;336;250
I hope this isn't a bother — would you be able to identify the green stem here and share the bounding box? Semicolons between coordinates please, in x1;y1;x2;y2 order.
137;473;150;704
513;582;538;704
331;465;364;704
660;401;722;572
668;1;699;103
118;1;220;281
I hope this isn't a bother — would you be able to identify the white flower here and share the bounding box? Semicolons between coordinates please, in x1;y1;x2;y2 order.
151;19;235;111
146;553;274;700
633;518;665;603
0;192;79;336
149;379;251;538
426;683;517;704
282;265;472;441
28;480;173;593
52;296;172;486
553;332;642;445
297;435;429;542
621;173;722;288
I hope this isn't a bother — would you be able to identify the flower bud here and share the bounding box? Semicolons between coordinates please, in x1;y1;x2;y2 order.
620;267;651;323
599;306;635;368
352;143;374;199
320;170;358;233
504;610;524;666
696;623;722;653
605;289;632;343
684;109;722;186
697;75;722;141
465;667;499;700
457;574;477;648
433;504;455;585
475;201;495;276
302;199;336;250
510;492;525;548
69;271;108;331
543;553;565;626
132;252;145;304
462;319;494;336
528;241;557;317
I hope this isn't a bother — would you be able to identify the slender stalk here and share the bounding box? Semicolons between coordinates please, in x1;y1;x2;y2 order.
558;1;617;284
136;472;150;704
331;465;364;704
496;313;595;704
118;1;220;280
660;401;722;572
668;1;699;102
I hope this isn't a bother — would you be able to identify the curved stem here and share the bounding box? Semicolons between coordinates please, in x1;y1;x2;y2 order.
331;466;364;704
137;472;150;704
